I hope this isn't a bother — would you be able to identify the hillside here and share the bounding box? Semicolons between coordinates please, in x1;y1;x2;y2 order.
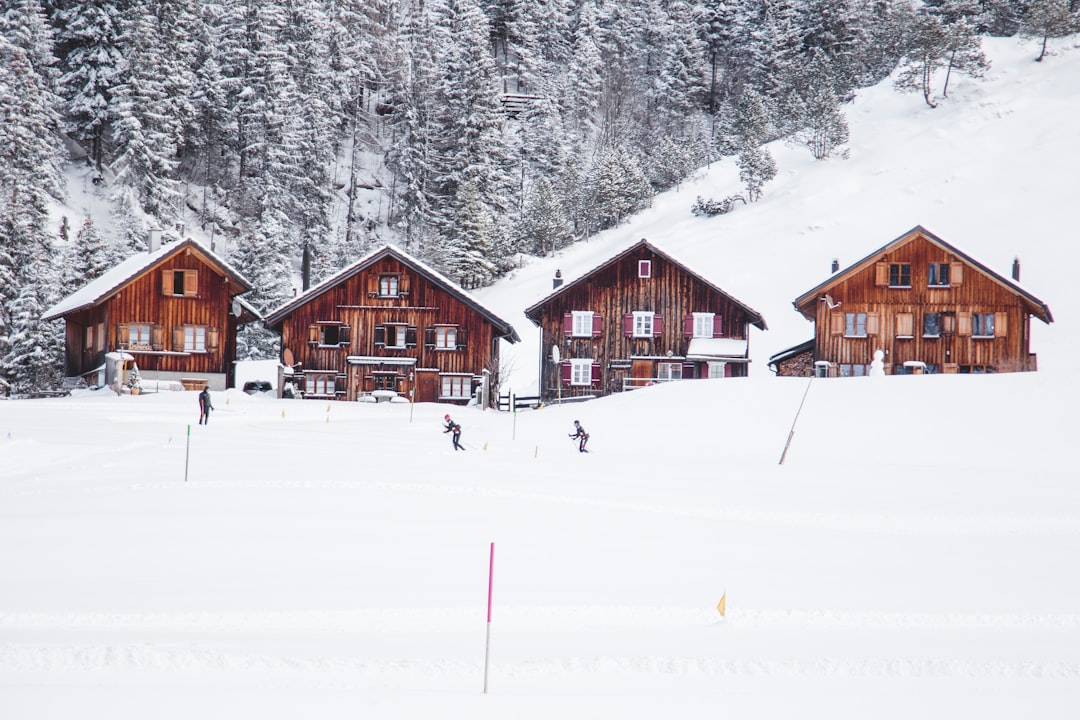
477;35;1080;394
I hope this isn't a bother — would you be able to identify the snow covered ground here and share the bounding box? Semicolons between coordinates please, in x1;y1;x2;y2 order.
3;35;1079;720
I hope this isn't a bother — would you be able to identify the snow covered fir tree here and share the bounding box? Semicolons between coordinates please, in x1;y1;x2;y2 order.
1;0;1078;393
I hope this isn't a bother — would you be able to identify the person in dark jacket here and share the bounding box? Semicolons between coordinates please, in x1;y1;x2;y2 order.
569;420;589;452
443;413;464;451
198;387;213;425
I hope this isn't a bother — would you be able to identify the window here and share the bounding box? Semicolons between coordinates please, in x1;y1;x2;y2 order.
441;375;470;399
85;325;94;351
889;263;911;287
163;270;197;297
707;361;727;379
942;312;957;335
320;325;340;346
385;324;407;348
657;362;682;380
638;260;651;278
923;312;942;338
928;263;950;286
692;313;715;338
374;373;397;391
307;373;336;396
972;313;995;337
840;364;868;377
183;326;207;352
632;311;654;337
96;322;105;352
436;326;457;349
570;359;593;386
379;275;399;297
572;311;593;337
844;312;867;337
128;324;152;349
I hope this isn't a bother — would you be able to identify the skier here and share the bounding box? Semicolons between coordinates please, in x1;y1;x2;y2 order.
198;387;213;425
443;413;464;451
569;420;589;453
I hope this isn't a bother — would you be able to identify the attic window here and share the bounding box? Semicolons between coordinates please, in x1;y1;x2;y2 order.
163;270;198;297
379;275;399;297
638;260;652;278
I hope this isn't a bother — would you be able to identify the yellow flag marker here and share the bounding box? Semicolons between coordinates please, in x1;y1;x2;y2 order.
327;404;332;412
717;592;727;617
281;410;286;419
326;414;330;424
483;442;488;451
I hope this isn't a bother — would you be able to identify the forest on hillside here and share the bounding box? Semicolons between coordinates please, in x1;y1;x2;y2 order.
2;0;1077;393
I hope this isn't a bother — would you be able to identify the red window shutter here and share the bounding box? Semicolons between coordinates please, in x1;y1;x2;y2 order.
725;363;733;378
591;363;601;385
713;315;723;337
561;361;572;386
592;313;603;337
683;316;694;337
623;314;633;336
563;313;573;335
653;314;663;336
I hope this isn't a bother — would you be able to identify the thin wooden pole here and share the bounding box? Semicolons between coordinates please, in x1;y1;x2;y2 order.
779;378;813;465
483;542;494;694
184;424;191;482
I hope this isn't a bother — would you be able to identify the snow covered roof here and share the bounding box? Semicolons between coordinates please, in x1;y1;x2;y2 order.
525;238;768;331
42;239;255;321
686;337;749;360
263;244;520;343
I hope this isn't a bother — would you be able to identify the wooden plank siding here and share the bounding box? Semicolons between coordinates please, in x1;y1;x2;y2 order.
794;227;1052;376
267;246;518;404
525;239;767;401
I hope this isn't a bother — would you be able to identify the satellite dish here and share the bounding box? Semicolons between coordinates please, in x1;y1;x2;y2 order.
232;299;242;316
283;347;295;366
552;344;560;363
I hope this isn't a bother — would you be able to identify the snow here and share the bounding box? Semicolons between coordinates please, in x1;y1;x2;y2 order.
4;35;1080;720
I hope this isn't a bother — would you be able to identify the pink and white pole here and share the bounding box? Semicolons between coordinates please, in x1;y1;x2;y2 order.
483;541;494;694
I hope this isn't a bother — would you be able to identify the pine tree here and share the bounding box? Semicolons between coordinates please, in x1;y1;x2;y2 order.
520;177;570;257
1021;0;1077;62
790;49;850;160
65;216;123;286
229;222;294;360
893;11;950;108
737;143;776;202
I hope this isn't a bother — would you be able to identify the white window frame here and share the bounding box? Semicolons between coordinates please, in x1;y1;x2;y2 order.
657;362;682;380
632;311;653;338
638;260;651;278
571;311;593;338
692;312;715;338
308;373;335;396
183;325;207;352
435;326;457;349
844;312;867;338
707;361;726;378
440;374;470;399
387;324;407;348
379;275;399;297
128;324;152;349
570;359;593;386
972;313;995;338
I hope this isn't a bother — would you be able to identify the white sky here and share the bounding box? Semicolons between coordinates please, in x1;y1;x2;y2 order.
4;35;1079;720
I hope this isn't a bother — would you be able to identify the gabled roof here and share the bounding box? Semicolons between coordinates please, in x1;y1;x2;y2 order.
792;225;1053;324
524;238;768;330
42;238;256;321
768;338;815;368
263;244;520;343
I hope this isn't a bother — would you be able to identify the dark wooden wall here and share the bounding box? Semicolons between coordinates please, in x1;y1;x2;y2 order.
529;245;759;398
804;234;1036;373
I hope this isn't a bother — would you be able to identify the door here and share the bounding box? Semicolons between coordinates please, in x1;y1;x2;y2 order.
415;369;439;403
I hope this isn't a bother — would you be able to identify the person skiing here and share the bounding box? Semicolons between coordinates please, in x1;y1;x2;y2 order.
569;420;589;452
198;387;213;425
443;413;464;451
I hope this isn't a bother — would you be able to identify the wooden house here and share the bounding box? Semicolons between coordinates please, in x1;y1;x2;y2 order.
262;244;520;404
524;238;767;401
788;225;1053;377
42;238;259;390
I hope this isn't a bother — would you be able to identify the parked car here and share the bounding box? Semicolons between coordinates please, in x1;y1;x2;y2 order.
242;380;273;395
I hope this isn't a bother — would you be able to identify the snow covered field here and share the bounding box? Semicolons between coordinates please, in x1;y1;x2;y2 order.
3;35;1080;719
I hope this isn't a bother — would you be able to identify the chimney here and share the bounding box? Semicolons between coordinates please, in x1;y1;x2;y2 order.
1012;257;1020;282
831;258;840;274
148;228;162;253
553;269;563;290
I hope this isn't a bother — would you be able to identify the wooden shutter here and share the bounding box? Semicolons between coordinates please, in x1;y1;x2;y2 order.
994;312;1007;337
653;314;663;336
713;315;723;337
161;271;172;295
172;326;185;352
950;262;964;286
623;314;633;336
830;313;844;336
683;316;694;337
207;327;220;352
399;274;410;295
308;325;319;345
339;325;351;347
151;324;164;351
116;323;129;347
183;270;198;296
456;327;467;350
563;313;573;335
366;275;379;296
957;311;972;336
896;312;913;337
373;325;386;347
405;326;417;348
424;327;436;348
591;363;601;385
875;262;889;287
592;313;603;337
867;312;880;336
561;361;572;386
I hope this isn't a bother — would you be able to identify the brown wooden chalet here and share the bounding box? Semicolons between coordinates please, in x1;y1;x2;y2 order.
788;225;1053;377
524;238;767;401
262;244;520;404
42;237;259;390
